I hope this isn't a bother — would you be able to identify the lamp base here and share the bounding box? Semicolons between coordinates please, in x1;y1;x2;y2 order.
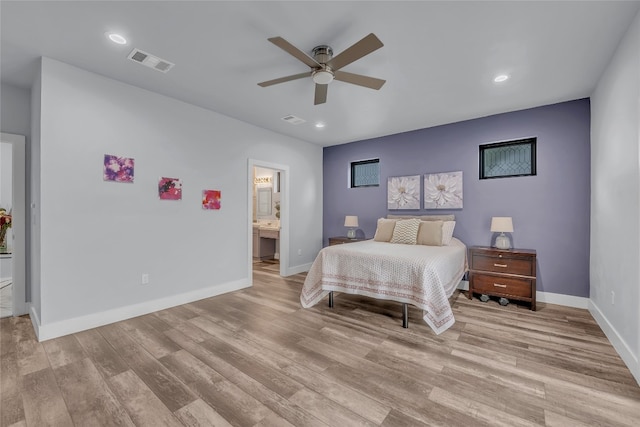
495;233;511;249
347;228;356;239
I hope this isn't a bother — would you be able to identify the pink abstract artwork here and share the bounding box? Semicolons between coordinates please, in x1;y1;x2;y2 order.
202;190;221;210
159;177;182;200
103;154;134;183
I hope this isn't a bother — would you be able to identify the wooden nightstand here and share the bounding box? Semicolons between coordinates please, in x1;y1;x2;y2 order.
328;236;366;246
468;246;537;310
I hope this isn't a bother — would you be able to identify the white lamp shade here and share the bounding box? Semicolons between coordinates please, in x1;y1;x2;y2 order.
344;215;359;227
490;217;514;233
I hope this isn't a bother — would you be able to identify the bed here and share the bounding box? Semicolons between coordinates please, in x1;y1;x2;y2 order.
300;216;467;335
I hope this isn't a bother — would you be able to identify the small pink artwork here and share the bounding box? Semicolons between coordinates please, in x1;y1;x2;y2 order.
159;177;182;200
202;190;221;210
103;154;134;183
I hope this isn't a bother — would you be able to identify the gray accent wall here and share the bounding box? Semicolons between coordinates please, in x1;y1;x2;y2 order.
323;98;591;298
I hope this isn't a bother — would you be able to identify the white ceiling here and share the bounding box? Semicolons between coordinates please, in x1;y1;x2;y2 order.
2;1;639;147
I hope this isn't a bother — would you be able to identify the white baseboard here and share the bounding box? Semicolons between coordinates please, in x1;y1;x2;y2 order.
589;300;640;386
32;278;251;342
536;291;589;309
284;262;313;276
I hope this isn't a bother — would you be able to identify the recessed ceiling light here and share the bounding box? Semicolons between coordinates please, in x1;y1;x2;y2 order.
493;74;509;83
315;122;326;128
106;32;127;45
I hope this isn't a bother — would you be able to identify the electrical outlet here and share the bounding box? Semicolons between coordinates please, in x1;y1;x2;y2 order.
298;249;302;256
141;274;149;285
611;290;615;305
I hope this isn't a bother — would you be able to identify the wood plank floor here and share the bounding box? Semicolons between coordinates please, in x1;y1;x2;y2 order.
2;260;639;426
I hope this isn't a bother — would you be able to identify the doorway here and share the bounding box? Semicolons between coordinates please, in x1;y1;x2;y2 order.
247;159;289;281
0;132;26;317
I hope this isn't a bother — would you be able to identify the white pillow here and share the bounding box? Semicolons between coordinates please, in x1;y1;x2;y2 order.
442;221;456;245
390;218;420;245
373;218;396;242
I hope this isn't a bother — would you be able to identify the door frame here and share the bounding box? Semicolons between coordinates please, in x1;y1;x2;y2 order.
1;132;27;316
247;159;289;281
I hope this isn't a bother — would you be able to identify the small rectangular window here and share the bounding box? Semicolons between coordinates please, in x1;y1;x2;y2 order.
351;159;379;188
479;137;536;179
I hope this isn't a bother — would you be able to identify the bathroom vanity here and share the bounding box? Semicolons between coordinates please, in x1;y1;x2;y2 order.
253;224;280;260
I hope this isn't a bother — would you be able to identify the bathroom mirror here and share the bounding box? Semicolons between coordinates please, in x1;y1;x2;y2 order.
257;187;272;217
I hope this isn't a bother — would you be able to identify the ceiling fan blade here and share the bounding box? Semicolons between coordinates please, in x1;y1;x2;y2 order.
268;37;321;69
334;71;386;90
314;84;328;105
258;72;310;87
326;33;384;71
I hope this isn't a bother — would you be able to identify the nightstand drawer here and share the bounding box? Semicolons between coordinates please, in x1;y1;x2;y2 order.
471;273;533;298
471;253;534;276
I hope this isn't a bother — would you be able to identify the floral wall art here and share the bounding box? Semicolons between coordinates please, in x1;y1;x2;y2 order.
103;154;134;183
158;177;182;200
424;171;463;209
202;190;221;210
387;175;420;210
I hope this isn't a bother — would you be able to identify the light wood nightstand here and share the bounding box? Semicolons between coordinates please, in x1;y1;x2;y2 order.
468;246;537;310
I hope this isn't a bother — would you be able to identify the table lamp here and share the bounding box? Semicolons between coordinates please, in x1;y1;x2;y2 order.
491;217;513;249
344;215;359;239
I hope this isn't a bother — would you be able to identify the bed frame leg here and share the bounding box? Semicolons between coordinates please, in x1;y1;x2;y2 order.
402;303;408;328
328;291;334;308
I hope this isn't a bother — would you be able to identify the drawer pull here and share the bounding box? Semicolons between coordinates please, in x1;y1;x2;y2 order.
493;283;507;288
493;263;508;268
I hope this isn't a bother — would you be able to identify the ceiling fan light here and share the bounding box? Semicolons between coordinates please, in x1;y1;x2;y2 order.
312;70;334;85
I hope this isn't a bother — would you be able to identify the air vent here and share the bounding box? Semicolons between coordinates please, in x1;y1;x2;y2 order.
127;48;175;73
281;115;306;125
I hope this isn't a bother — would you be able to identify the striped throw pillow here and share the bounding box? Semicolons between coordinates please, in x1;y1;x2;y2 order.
390;218;420;245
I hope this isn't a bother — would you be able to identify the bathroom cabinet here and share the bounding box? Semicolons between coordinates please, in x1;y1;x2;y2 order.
253;226;279;260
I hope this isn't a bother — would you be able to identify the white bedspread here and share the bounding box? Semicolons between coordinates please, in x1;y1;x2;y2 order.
300;238;467;334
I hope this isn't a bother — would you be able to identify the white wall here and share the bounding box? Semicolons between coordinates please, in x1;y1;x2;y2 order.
1;83;31;300
32;58;323;338
0;255;11;281
0;137;13;286
0;143;12;250
0;143;12;210
0;132;27;317
0;83;30;255
590;10;640;384
1;84;31;137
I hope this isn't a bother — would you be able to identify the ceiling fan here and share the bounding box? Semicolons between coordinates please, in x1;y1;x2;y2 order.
258;33;386;105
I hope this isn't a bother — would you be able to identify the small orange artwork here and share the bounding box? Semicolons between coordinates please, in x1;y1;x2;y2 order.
202;190;221;210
